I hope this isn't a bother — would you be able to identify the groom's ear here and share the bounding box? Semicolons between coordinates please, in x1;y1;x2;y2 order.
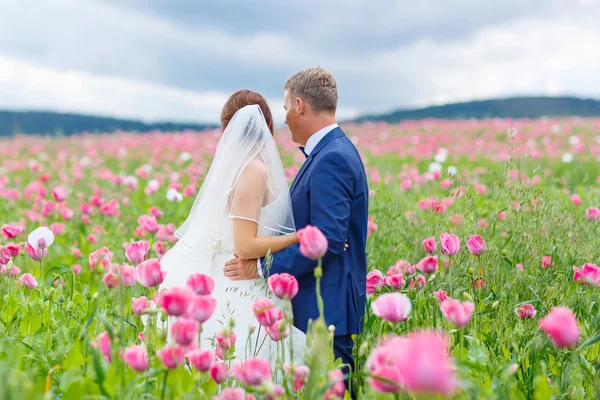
296;97;306;115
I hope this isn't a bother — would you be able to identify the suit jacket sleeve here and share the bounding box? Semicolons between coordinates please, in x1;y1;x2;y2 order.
262;151;354;277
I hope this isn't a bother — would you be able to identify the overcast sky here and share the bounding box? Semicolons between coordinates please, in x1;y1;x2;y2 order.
1;0;599;124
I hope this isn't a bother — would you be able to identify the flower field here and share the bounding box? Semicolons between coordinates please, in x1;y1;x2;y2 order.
1;117;600;399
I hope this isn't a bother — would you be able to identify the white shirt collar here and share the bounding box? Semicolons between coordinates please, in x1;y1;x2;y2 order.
304;123;338;155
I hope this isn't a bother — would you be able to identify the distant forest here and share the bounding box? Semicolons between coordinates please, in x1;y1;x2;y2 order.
352;96;600;123
0;111;215;136
2;96;600;136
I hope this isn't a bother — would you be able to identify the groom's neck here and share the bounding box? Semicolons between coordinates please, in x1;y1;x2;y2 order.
301;114;337;144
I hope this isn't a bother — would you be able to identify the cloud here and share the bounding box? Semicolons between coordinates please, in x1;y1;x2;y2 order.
0;0;322;92
0;56;359;124
0;0;598;121
374;11;600;110
104;0;589;54
0;56;229;123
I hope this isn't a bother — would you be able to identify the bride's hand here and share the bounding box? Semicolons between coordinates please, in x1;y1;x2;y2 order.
344;241;349;251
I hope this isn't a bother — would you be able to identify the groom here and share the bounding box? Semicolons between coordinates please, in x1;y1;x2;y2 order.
224;67;368;392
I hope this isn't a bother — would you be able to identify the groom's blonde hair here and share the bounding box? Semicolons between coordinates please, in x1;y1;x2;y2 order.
284;67;338;114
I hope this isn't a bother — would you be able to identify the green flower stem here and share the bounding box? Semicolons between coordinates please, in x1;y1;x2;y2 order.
315;258;324;320
287;299;294;370
119;283;126;393
161;369;169;399
39;259;44;289
447;257;454;297
432;295;437;329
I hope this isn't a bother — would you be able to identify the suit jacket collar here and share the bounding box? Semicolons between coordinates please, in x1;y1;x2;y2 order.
304;123;339;155
290;127;345;194
308;126;344;157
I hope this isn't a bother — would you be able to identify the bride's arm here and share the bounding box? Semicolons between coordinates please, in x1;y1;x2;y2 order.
233;220;298;260
231;160;298;260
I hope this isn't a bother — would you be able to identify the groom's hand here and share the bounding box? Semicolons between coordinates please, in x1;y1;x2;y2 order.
223;253;259;280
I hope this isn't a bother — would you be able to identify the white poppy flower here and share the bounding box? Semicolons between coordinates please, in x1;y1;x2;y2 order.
123;176;138;188
428;162;443;173
166;188;183;202
561;153;574;163
147;179;160;191
28;226;55;249
434;152;447;163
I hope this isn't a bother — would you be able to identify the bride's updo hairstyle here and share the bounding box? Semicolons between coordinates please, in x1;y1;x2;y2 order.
220;90;275;135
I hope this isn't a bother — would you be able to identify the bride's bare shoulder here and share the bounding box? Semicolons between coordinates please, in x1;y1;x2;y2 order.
244;159;267;175
239;159;267;183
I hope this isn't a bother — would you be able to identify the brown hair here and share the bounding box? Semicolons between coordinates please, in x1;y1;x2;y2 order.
220;90;274;134
284;66;338;114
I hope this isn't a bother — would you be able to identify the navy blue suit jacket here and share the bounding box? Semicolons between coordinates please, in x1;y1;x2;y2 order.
261;127;368;336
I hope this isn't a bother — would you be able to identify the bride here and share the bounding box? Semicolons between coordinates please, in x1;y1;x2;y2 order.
157;90;306;365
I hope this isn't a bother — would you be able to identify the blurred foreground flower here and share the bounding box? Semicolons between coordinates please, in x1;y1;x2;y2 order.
267;273;299;300
157;286;193;316
136;258;166;287
157;345;185;369
367;330;457;395
440;299;475;328
19;273;38;289
371;293;411;323
186;273;215;295
252;298;279;327
573;263;600;286
122;344;148;372
538;306;580;348
1;223;25;239
187;349;214;372
297;225;328;260
125;240;150;264
586;207;600;221
233;358;271;386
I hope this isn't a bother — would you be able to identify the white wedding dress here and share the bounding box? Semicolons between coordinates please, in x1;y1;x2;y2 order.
158;207;307;364
157;104;307;366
